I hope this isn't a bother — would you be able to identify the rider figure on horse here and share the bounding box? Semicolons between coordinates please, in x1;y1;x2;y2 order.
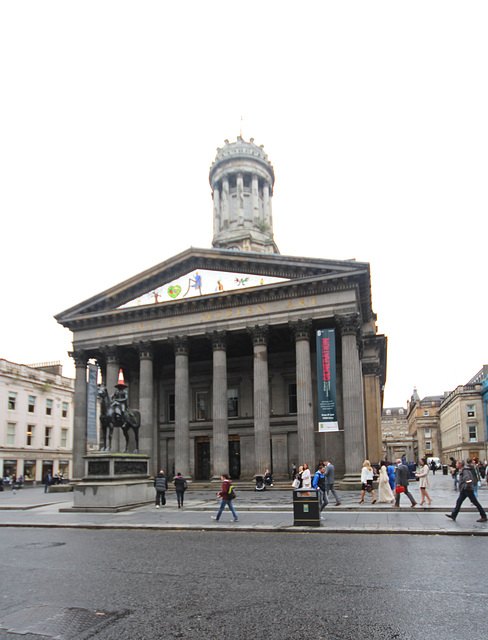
111;380;128;419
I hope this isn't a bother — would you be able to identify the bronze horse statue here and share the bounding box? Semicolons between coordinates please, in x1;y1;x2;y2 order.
97;384;141;453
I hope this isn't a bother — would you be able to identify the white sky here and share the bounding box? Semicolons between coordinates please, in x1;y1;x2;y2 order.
1;1;487;408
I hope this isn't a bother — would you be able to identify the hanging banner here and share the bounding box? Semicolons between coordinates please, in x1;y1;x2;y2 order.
316;329;339;432
86;364;98;444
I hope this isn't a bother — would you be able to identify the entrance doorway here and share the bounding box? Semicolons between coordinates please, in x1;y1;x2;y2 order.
229;438;240;479
195;438;211;480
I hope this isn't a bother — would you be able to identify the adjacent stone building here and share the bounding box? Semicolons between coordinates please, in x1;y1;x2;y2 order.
56;137;387;481
0;359;74;482
407;388;444;462
439;366;488;463
381;406;415;462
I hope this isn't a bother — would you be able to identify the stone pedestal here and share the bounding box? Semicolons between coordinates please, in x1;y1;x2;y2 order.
66;453;153;513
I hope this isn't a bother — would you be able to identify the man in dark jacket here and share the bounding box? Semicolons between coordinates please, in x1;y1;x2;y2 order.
446;460;487;522
154;470;167;508
393;459;417;507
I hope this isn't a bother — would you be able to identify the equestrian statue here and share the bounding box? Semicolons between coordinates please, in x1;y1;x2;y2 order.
98;372;141;453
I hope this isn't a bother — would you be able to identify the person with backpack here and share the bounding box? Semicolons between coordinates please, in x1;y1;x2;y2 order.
174;472;187;508
312;464;328;513
154;470;167;508
211;474;239;522
446;460;487;522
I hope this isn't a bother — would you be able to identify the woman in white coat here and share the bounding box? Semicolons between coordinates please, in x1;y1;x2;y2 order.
415;457;432;506
359;459;376;504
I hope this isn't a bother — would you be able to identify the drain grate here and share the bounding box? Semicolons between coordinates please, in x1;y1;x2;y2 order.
0;604;118;639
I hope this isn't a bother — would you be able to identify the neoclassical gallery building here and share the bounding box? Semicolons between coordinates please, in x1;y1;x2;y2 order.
56;137;387;482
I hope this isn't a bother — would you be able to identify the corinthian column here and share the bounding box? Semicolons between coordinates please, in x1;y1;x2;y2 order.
252;174;259;224
101;346;120;450
137;341;154;469
208;331;228;479
290;320;315;468
337;314;366;476
70;350;87;480
222;176;230;227
173;336;191;478
250;326;270;474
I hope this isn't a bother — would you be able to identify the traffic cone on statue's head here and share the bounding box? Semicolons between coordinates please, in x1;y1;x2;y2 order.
115;369;127;388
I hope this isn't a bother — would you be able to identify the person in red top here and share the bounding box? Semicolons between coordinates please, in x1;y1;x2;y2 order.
211;474;239;522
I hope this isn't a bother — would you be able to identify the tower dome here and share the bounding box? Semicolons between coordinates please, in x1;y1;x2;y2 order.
209;137;279;254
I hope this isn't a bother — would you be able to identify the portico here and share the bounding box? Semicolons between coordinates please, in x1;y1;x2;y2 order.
56;137;387;483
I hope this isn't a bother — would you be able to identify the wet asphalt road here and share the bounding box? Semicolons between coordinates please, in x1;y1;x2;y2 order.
0;528;486;640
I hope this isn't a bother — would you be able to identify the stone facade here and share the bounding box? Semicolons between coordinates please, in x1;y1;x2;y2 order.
381;406;415;462
407;389;444;462
0;359;74;482
55;138;387;481
439;382;487;463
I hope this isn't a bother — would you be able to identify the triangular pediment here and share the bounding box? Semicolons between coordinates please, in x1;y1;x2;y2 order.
118;269;288;309
56;247;371;325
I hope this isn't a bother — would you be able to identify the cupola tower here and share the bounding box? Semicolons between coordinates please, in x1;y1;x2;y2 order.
209;137;279;254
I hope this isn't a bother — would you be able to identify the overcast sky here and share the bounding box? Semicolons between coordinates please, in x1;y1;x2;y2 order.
1;1;487;407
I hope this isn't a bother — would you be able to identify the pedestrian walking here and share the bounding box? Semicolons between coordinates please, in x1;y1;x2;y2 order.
359;460;376;504
154;470;167;508
211;474;238;522
312;464;328;514
467;458;481;498
43;472;52;493
386;461;395;491
174;472;187;508
393;458;416;508
378;461;394;503
449;457;459;490
324;459;341;505
301;463;311;496
291;463;297;480
446;460;487;523
415;458;432;506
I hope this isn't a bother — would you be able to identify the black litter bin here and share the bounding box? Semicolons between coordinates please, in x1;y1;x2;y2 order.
442;465;448;475
293;488;321;526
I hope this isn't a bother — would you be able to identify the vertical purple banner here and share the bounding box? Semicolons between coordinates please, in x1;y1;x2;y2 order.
316;329;339;432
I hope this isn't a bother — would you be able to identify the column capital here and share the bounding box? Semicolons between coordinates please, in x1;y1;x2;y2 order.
69;350;87;368
362;362;381;377
100;345;119;364
249;325;269;346
336;313;361;337
289;318;312;342
135;341;153;360
171;335;189;355
207;330;227;351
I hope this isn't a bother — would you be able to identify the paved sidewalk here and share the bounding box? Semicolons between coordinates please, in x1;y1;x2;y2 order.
1;474;487;535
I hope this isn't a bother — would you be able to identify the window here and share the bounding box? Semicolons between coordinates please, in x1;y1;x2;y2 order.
425;440;432;451
423;410;429;416
61;429;68;448
385;409;391;415
424;428;431;438
288;383;297;414
227;389;239;418
168;394;175;422
6;423;15;445
46;399;53;416
467;405;476;418
195;391;208;421
26;425;35;446
398;409;404;415
62;402;68;418
469;425;477;442
44;426;52;446
8;393;16;410
28;396;36;413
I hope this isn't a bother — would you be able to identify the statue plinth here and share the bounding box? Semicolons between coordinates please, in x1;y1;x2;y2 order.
64;453;153;513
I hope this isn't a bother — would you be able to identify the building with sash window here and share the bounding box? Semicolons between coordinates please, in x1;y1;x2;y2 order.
56;137;387;482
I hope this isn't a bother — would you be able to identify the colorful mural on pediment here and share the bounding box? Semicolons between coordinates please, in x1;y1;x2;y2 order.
118;269;288;309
